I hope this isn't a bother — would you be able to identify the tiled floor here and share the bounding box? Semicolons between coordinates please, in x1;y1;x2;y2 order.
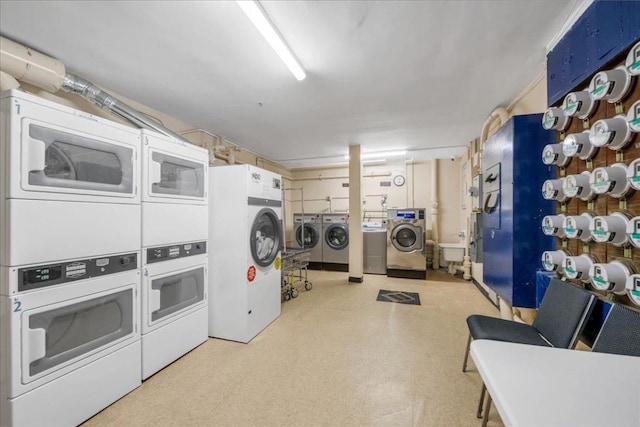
84;270;504;426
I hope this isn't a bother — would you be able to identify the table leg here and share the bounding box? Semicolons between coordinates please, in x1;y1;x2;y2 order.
481;391;492;427
476;383;486;418
463;334;472;372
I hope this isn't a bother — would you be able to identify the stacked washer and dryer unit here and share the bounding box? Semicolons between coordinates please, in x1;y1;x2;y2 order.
209;165;283;343
387;208;427;279
139;130;209;379
0;90;142;426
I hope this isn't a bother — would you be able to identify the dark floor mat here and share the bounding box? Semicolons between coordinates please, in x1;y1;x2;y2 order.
376;289;421;305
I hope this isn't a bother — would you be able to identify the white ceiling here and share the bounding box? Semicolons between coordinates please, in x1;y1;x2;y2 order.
0;1;580;168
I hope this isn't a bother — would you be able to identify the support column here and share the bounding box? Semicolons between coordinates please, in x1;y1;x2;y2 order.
348;145;364;283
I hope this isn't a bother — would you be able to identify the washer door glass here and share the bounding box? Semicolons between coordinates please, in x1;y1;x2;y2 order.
22;288;134;382
150;267;205;323
251;208;281;267
150;151;205;198
391;224;423;252
296;224;319;248
27;124;134;194
325;224;349;250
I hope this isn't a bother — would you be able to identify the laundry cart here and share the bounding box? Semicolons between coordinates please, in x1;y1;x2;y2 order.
281;248;313;301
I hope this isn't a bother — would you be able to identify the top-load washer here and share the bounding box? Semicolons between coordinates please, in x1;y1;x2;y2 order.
387;208;427;279
322;213;349;271
0;89;141;269
293;213;323;269
141;129;209;247
209;165;282;343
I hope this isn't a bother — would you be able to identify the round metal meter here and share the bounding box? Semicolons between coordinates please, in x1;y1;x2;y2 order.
562;91;596;119
563;213;594;242
588;66;632;103
624;274;640;307
588;261;632;294
541;250;568;272
542;214;566;238
588;116;631;150
542;178;568;202
562;254;595;283
563;172;594;201
627;159;640;191
625;40;640;76
542;107;570;131
589;212;630;246
562;131;597;160
589;164;631;198
542;144;570;167
626;216;640;248
627;100;640;133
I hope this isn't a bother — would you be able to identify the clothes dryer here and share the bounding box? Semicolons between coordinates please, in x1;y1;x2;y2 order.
141;241;208;379
209;165;282;343
322;213;349;271
293;213;322;269
0;251;141;426
0;90;141;267
141;130;209;247
387;208;427;279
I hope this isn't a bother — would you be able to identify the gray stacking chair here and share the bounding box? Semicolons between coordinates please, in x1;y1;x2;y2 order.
591;303;640;357
463;278;596;426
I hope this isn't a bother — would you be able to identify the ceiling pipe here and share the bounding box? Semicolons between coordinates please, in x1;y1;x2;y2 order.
0;35;189;145
480;107;509;145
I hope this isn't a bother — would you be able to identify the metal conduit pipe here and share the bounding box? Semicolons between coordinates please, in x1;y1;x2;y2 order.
480;107;509;144
0;36;189;146
430;159;440;270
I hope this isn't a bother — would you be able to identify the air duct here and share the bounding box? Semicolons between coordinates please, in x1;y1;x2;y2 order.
0;36;189;145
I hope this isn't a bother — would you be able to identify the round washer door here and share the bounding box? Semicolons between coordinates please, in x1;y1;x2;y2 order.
325;224;349;250
391;224;423;252
250;208;282;267
296;223;320;248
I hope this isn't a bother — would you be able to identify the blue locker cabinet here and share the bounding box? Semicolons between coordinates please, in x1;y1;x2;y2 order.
482;114;556;308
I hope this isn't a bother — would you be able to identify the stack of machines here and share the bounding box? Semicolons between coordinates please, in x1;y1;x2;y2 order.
139;130;209;380
209;165;283;343
0;90;142;426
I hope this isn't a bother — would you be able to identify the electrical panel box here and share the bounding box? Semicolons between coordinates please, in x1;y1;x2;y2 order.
482;114;556;308
546;0;640;105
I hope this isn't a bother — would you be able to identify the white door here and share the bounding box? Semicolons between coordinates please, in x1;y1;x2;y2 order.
147;149;207;201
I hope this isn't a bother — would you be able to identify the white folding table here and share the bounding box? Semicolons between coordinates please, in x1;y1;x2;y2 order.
470;340;640;427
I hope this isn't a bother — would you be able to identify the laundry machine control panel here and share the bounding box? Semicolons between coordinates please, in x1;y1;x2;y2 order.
146;241;207;264
18;252;139;292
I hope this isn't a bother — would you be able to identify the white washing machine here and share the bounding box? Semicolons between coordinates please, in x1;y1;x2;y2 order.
141;241;208;379
209;165;282;343
0;251;141;426
322;213;349;271
0;90;141;267
140;129;209;247
293;213;323;269
387;208;427;279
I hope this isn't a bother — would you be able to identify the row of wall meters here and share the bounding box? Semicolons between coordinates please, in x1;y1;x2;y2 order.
542;161;640;201
542;212;640;248
541;250;640;308
542;99;639;165
542;42;640;131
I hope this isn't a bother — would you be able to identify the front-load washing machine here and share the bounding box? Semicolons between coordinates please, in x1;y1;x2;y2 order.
0;90;141;267
141;241;208;379
293;213;323;269
209;165;282;343
141;129;209;247
387;208;427;279
0;251;141;426
322;213;349;271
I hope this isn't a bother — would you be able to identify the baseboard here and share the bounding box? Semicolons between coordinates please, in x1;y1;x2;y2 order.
348;276;363;283
471;278;499;310
387;268;426;280
323;262;349;272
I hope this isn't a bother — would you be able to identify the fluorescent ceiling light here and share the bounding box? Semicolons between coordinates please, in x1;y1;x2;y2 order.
363;158;386;164
344;150;406;160
237;1;306;81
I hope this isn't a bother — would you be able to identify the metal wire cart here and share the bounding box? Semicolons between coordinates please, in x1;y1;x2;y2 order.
281;248;312;301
